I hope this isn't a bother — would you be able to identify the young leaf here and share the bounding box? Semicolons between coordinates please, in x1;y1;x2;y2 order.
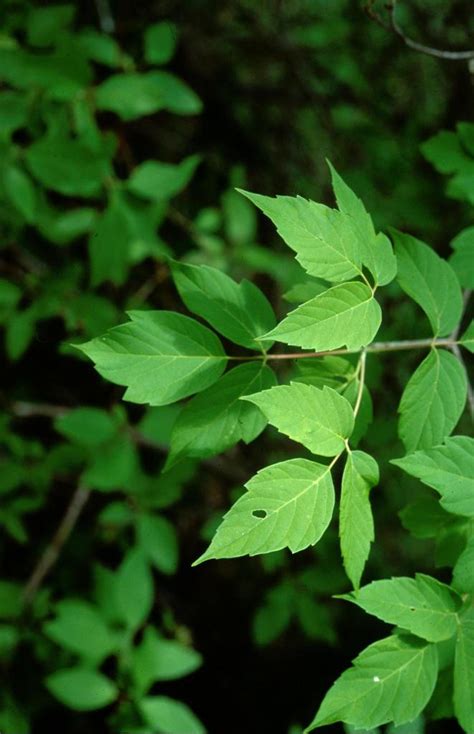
194;458;335;562
305;633;438;730
171;261;276;350
339;451;378;590
454;607;474;733
261;282;381;351
391;231;463;336
76;311;227;406
243;383;354;457
391;436;474;517
131;626;202;694
139;696;206;734
328;162;396;286
452;537;474;593
45;668;118;711
115;550;153;631
343;574;461;642
238;190;364;283
398;349;467;452
166;362;276;467
44;600;116;664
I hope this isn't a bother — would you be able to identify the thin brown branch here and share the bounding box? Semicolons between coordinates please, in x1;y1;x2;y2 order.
365;0;474;61
22;486;91;607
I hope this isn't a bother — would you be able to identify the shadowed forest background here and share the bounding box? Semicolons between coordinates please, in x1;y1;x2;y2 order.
1;1;473;732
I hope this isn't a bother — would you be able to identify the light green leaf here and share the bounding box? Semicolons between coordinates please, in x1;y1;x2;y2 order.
95;72;165;120
3;165;37;223
171;261;276;350
398;349;467;452
127;155;200;201
243;383;353;456
115;550;153;630
238;190;364;283
139;696;206;734
343;574;461;642
392;436;474;517
26;133;110;198
450;227;474;289
77;29;123;67
54;408;117;447
144;22;178;65
328;162;396;286
44;600;116;664
194;458;335;562
452;537;474;593
454;607;474;733
421;131;469;173
76;311;227;406
82;434;137;491
45;668;117;711
38;205;96;245
145;71;202;115
131;626;202;694
136;513;178;575
293;356;355;390
460;320;474;353
88;196;130;286
392;231;463;336
261;282;381;351
166;363;276;467
340;451;378;589
305;633;438;730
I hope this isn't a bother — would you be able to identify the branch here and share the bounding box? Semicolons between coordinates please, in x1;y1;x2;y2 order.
22;486;91;607
365;0;474;61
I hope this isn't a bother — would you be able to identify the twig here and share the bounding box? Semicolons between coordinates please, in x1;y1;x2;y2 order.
353;350;367;419
22;486;91;607
365;0;474;61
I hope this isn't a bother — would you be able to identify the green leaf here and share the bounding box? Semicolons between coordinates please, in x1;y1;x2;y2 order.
194;458;335;562
450;227;474;289
131;626;202;694
243;383;353;456
460;320;474;353
0;91;28;140
26;5;75;47
239;190;365;283
0;279;21;323
452;537;474;593
54;408;117;447
144;22;178;65
0;581;21;619
454;607;474;733
115;550;153;630
88;196;131;286
398;349;467;452
136;513;178;575
38;205;96;245
340;451;378;589
399;497;452;540
77;29;123;67
76;311;227;406
171;261;276;350
45;668;117;711
127;155;200;201
261;282;381;351
166;363;276;467
82;435;137;491
139;696;206;734
305;633;438;730
392;436;474;517
44;600;116;664
293;356;355;390
26;133;110;198
421;131;469;174
3;165;37;223
145;71;202;115
343;574;461;642
328;162;396;286
391;231;463;337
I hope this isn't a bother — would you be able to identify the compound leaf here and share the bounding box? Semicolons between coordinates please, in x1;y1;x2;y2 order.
76;311;227;406
194;458;335;562
340;451;378;590
243;383;354;456
261;282;381;351
398;349;467;452
306;633;438;730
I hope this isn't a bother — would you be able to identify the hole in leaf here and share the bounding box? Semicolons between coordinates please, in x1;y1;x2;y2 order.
252;509;267;519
